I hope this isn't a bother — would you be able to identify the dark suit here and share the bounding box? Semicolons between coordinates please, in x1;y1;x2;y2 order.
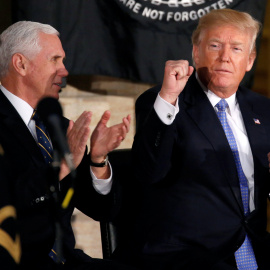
0;90;122;269
128;73;270;269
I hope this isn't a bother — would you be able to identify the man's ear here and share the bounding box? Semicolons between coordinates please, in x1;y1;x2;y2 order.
192;45;199;66
246;51;256;72
12;53;28;76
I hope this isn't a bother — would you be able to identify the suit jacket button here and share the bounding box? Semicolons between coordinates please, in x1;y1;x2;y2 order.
155;132;161;146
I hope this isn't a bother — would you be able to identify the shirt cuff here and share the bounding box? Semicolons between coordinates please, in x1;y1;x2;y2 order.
154;93;179;125
90;162;113;195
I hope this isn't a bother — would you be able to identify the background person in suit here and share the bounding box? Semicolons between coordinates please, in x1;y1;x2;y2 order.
125;8;270;270
0;21;135;270
0;147;21;270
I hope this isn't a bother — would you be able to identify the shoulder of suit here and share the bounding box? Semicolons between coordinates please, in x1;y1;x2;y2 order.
238;86;270;102
238;86;270;117
136;84;161;105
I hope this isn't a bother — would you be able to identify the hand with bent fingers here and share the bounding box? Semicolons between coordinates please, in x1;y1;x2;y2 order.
59;111;92;180
90;110;131;163
58;110;131;180
160;60;194;105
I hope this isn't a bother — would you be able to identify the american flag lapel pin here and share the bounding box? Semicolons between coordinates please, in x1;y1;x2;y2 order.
253;118;261;125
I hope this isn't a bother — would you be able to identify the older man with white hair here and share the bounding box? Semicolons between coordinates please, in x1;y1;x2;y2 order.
0;21;135;270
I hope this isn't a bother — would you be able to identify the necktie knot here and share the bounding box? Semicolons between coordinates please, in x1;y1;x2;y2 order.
31;110;39;121
215;99;228;112
32;110;53;164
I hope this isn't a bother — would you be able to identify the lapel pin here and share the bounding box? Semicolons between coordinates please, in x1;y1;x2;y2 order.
253;118;261;125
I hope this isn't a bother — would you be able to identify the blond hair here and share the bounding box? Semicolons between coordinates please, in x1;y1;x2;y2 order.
192;9;261;54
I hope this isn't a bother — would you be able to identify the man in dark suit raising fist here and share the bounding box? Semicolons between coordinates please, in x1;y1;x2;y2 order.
127;8;270;270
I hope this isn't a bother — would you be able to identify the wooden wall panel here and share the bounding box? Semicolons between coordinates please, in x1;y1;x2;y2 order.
253;0;270;97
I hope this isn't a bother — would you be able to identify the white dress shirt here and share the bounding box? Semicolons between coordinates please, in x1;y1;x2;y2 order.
0;86;112;195
153;76;255;211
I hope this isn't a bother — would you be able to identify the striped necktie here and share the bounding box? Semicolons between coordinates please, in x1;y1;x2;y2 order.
215;99;258;270
32;110;53;164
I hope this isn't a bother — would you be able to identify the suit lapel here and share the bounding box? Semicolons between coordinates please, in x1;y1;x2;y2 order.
182;75;244;212
0;91;45;166
237;89;268;208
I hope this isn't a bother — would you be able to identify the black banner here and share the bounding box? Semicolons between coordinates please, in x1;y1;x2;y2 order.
12;0;267;86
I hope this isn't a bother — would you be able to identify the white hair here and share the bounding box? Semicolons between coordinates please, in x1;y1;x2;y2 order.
0;21;59;79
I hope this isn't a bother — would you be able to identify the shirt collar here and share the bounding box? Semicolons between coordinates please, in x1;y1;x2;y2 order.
195;72;237;115
0;85;34;126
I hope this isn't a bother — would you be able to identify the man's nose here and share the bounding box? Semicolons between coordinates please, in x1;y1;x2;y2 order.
58;64;69;77
219;47;231;62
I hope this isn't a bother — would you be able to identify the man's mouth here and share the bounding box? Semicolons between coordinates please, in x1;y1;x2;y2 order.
215;69;232;74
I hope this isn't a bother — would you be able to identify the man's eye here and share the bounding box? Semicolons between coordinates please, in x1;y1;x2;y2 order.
210;44;220;49
233;47;242;52
51;57;60;62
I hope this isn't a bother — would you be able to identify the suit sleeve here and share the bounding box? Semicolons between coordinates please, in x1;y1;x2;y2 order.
132;86;177;186
59;147;121;222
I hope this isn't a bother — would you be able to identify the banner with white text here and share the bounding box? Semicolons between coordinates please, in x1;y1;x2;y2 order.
12;0;268;85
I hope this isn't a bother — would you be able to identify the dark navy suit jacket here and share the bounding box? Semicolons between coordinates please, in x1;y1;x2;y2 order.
130;72;270;269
